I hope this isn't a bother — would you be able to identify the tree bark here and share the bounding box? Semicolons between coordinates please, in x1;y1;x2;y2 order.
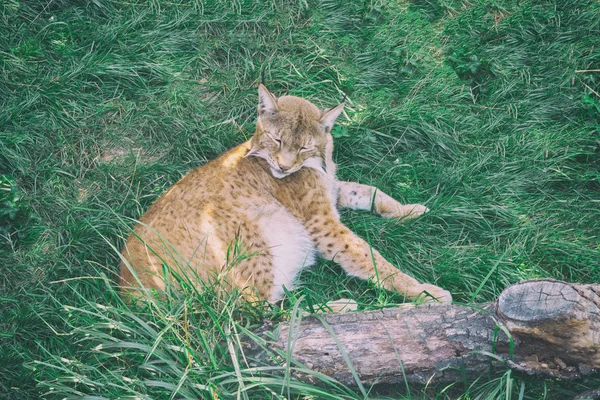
248;279;600;387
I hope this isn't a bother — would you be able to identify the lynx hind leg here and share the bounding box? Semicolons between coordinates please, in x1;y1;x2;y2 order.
225;255;275;303
210;218;278;303
305;206;451;304
337;181;429;219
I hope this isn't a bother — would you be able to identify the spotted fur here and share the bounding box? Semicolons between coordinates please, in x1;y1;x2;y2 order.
120;85;452;304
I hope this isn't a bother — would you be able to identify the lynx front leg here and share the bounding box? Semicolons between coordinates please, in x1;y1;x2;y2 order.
337;181;428;219
305;211;452;303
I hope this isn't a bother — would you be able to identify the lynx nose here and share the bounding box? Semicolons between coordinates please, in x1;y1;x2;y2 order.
276;154;294;172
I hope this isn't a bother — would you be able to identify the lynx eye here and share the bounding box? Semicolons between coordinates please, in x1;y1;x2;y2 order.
299;146;312;153
268;135;281;146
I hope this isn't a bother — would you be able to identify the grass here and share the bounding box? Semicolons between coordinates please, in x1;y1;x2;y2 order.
1;0;599;398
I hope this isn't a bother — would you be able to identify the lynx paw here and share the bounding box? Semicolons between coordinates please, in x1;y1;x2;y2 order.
414;284;453;304
324;298;358;313
381;204;429;220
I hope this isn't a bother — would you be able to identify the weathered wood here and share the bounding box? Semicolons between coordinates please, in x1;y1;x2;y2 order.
249;279;600;386
574;388;600;400
497;279;600;378
274;303;507;386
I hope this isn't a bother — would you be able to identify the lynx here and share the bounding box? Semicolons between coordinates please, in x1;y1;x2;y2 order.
119;85;452;304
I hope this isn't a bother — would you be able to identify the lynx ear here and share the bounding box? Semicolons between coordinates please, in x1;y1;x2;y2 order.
258;84;278;116
320;103;345;133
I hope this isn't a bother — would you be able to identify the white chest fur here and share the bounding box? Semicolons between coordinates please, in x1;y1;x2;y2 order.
255;204;316;301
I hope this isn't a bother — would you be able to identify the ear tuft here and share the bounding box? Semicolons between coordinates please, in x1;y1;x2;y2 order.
320;103;345;133
258;84;278;116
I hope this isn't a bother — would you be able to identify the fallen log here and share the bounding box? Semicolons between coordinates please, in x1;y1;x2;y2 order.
247;279;600;387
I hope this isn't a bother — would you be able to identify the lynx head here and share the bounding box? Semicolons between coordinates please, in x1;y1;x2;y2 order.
247;84;344;179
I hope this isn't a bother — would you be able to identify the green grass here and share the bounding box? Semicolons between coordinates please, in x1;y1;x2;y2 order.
1;0;599;398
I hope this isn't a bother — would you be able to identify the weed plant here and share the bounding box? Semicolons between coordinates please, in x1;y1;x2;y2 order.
1;0;599;398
